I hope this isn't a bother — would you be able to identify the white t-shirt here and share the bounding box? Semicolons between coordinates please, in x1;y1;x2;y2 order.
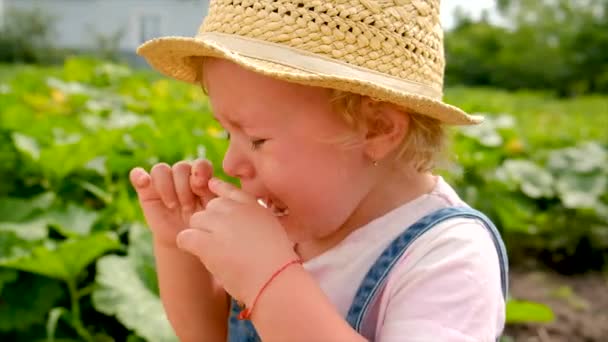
303;176;505;341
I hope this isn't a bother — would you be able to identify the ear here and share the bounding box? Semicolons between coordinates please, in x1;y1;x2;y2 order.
360;97;410;162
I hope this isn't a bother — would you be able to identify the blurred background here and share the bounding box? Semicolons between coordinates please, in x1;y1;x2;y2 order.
0;0;606;341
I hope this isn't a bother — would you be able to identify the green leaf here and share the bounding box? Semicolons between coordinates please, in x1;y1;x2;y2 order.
0;202;99;240
12;132;41;160
95;62;132;84
0;218;49;241
92;255;177;342
506;299;555;324
46;307;67;342
0;268;19;292
128;224;159;295
459;122;503;147
493;196;537;234
126;334;147;342
0;272;64;332
458;114;515;148
496;159;555;198
0;232;121;281
0;193;55;222
0;231;35;262
78;180;112;205
83;156;108;177
46;77;95;97
39;138;105;181
547;142;607;173
555;172;607;209
90;333;115;342
80;111;153;131
47;203;100;238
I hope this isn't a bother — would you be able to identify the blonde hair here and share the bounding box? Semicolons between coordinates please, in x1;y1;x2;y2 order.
329;90;448;173
192;56;447;173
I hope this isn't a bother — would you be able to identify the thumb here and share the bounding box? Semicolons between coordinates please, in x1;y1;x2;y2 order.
176;229;211;259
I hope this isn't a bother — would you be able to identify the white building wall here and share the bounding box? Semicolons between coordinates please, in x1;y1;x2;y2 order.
4;0;208;52
0;0;5;30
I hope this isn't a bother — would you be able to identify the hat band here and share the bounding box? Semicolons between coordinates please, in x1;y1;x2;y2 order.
198;32;442;100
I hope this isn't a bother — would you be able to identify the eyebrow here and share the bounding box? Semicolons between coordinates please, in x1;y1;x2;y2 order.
212;115;242;129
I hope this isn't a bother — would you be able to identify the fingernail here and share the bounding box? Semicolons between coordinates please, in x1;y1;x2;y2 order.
136;175;148;187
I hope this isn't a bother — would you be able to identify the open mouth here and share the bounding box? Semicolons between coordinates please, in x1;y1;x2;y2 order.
257;197;289;217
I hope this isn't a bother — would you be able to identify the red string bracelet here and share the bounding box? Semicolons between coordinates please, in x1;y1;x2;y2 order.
237;258;303;320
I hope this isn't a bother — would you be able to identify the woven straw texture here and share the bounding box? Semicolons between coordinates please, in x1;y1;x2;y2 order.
137;0;483;125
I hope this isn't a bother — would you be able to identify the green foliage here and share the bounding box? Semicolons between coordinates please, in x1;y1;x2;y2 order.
506;300;555;324
0;232;120;281
0;57;228;341
92;225;177;342
0;7;62;64
446;0;608;95
1;57;605;338
0;272;64;333
446;112;608;274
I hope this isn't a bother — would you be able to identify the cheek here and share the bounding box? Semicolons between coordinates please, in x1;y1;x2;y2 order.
264;143;367;236
283;176;363;241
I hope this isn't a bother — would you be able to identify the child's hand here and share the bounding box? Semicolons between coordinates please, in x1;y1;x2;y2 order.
175;178;298;307
129;159;216;248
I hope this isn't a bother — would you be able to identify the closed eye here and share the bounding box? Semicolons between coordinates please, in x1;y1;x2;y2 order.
222;129;266;150
251;139;266;150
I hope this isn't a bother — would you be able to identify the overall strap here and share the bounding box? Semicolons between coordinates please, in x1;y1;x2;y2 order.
345;206;509;336
227;299;259;342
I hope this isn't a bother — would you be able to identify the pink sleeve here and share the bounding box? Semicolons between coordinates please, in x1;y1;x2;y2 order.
376;219;505;342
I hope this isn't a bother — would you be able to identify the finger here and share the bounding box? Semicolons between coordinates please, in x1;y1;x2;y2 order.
190;159;216;207
208;178;254;204
150;163;179;209
172;161;197;221
129;167;160;202
176;228;212;260
189;210;217;230
204;197;235;214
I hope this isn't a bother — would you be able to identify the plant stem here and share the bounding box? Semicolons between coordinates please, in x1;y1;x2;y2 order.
77;283;96;299
67;280;94;342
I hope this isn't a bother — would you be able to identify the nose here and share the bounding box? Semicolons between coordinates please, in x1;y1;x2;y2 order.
222;140;255;180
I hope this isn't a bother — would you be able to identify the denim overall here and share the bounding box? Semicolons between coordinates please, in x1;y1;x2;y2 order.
227;206;509;341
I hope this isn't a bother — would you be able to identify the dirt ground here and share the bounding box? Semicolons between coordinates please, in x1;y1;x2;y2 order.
504;269;608;342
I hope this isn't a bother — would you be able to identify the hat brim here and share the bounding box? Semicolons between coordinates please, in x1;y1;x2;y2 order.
137;36;483;125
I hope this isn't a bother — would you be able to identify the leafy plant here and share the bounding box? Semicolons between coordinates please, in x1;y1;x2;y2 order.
448;114;608;273
0;57;228;341
2;57;605;339
506;299;555;324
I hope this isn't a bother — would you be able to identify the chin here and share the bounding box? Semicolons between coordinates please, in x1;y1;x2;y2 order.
280;217;307;243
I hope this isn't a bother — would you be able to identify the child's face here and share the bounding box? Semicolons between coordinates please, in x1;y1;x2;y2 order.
203;58;374;243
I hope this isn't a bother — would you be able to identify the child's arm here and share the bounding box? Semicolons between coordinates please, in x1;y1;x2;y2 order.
250;264;367;342
175;179;367;341
130;161;228;341
154;240;229;342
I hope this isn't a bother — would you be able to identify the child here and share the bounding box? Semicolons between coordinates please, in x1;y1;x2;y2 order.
130;0;508;341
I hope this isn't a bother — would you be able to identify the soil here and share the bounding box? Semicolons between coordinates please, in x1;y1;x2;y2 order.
504;269;608;342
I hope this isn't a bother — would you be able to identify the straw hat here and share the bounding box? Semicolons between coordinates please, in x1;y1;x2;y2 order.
137;0;483;125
